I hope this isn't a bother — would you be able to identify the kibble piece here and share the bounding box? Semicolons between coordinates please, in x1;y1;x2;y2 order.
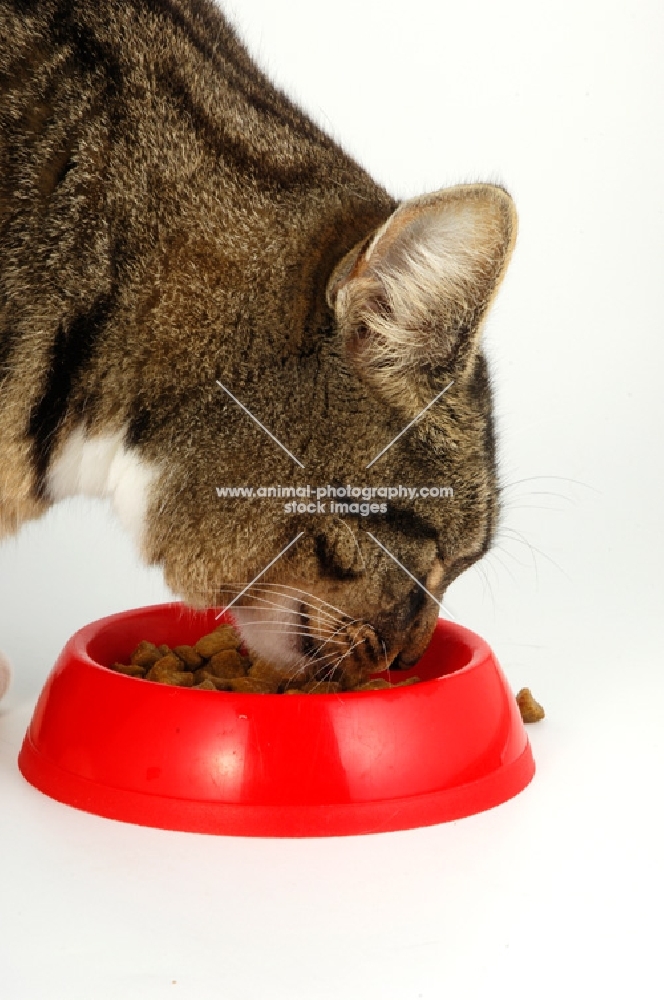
193;679;217;691
281;670;310;693
228;676;279;694
130;641;162;668
301;681;341;694
353;678;392;691
194;628;241;658
191;668;226;688
151;653;182;672
207;649;247;678
147;656;195;686
112;662;146;678
214;623;240;635
172;645;204;670
516;687;545;723
247;658;285;684
393;676;421;687
149;667;195;687
158;644;171;656
307;661;343;686
209;678;237;691
194;668;235;691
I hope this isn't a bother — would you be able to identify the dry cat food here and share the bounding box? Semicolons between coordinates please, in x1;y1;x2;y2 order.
109;623;421;694
516;687;545;723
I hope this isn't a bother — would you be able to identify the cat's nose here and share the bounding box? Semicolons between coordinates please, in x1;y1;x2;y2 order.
391;605;440;668
371;593;441;670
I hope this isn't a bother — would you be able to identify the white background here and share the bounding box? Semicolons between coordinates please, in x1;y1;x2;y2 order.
1;1;663;997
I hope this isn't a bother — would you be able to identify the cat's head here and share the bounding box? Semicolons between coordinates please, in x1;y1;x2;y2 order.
139;183;516;685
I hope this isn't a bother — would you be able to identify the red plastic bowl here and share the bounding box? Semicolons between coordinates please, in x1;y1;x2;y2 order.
18;603;534;837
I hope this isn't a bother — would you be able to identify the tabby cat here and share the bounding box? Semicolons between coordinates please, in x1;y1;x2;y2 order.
0;0;516;689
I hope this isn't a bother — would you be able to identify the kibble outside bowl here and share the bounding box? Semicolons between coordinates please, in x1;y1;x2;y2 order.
18;602;535;837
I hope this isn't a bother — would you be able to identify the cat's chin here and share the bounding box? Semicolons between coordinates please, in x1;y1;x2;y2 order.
229;606;303;672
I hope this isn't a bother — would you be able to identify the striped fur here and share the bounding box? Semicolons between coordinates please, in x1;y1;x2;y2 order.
0;0;516;675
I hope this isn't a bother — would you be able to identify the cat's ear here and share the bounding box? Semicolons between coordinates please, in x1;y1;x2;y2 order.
326;184;516;400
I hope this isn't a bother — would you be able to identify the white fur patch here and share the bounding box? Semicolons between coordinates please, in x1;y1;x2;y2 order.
232;602;303;672
46;425;161;549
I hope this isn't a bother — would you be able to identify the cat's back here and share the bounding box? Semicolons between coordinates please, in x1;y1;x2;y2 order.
0;0;394;539
0;0;391;339
0;0;386;227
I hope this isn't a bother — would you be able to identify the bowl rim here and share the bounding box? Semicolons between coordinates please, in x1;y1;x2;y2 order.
71;601;491;698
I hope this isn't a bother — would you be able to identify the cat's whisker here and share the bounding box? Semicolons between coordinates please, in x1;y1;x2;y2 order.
478;559;498;613
219;616;333;632
233;581;357;624
487;542;532;571
495;526;571;582
499;474;598;493
212;583;350;626
501;488;575;501
304;633;368;690
501;503;568;513
177;580;357;679
336;519;366;572
224;622;335;640
195;580;363;675
288;637;361;691
232;602;352;642
189;587;365;676
185;583;347;628
282;648;342;689
492;529;540;583
234;629;339;644
217;590;337;623
380;638;392;685
485;550;505;596
282;624;352;680
482;547;520;588
294;625;370;681
281;618;361;683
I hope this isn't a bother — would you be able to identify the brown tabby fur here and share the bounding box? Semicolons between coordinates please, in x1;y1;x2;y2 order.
0;0;517;682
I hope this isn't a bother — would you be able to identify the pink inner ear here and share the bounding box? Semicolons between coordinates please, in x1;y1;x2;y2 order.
331;185;517;398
